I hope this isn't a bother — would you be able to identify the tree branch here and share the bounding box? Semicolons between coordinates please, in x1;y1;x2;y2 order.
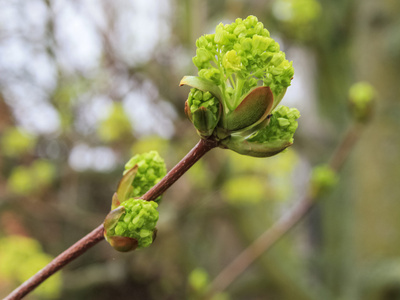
207;123;364;296
5;138;218;300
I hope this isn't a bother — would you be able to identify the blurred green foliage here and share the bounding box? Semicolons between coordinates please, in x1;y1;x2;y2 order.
0;235;61;299
98;103;132;143
7;160;55;196
226;149;298;202
272;0;321;39
221;175;268;204
0;127;36;158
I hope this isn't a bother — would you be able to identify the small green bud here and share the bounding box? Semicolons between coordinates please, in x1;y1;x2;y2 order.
222;50;242;73
247;105;300;146
309;164;339;198
348;82;376;122
220;105;300;157
104;198;159;251
123;151;167;203
188;268;210;292
251;35;273;53
185;88;221;138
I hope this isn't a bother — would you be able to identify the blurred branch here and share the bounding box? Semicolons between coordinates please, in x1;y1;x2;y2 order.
5;138;218;300
329;123;363;170
206;122;365;298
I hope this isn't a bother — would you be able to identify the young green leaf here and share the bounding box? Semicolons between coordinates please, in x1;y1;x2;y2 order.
222;86;273;131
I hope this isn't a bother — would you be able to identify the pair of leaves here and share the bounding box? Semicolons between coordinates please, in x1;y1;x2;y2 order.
180;76;274;136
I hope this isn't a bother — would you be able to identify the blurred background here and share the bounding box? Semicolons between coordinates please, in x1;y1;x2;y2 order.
0;0;400;299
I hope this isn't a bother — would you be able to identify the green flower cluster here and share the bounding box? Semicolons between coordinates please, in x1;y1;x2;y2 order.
124;151;167;202
310;164;339;197
193;15;294;108
348;82;375;122
222;105;300;157
181;16;299;158
186;88;220;137
188;89;219;113
248;106;300;146
105;198;159;249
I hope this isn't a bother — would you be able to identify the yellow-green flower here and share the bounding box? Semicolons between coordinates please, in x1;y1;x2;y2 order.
181;16;299;158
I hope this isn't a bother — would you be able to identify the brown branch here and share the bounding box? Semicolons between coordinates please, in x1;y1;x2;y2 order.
142;138;218;201
328;123;363;171
5;138;218;300
208;196;315;296
207;123;364;296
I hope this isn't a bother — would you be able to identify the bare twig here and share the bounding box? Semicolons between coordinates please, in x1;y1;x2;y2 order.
328;123;363;171
142;138;219;200
207;123;364;296
208;195;315;296
5;138;218;300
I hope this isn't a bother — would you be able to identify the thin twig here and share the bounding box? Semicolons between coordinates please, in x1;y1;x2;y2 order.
208;196;315;296
328;123;362;171
142;138;219;200
5;138;218;300
207;123;364;296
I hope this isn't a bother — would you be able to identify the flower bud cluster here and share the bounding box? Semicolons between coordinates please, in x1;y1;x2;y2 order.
192;15;294;105
185;88;220;137
181;16;299;158
248;105;300;147
124;151;167;202
105;198;159;249
188;88;219;115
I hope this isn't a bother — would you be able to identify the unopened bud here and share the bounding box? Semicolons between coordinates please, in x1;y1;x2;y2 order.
104;198;159;251
348;82;375;123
